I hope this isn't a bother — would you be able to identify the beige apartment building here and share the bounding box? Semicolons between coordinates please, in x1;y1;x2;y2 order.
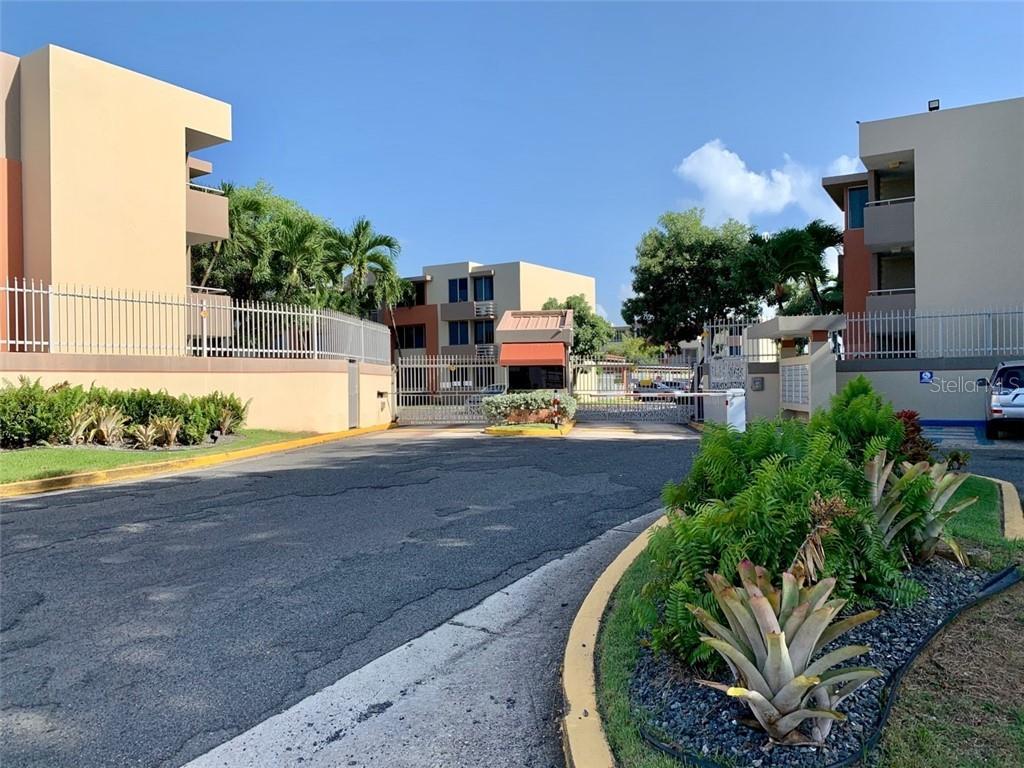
382;260;596;358
1;45;231;294
823;96;1024;317
0;46;395;434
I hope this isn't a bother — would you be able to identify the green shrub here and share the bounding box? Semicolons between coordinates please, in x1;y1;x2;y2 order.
480;390;577;424
0;378;87;447
810;375;904;463
0;379;247;448
639;428;919;666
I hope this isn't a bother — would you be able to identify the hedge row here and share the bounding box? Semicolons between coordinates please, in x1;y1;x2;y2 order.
0;377;248;448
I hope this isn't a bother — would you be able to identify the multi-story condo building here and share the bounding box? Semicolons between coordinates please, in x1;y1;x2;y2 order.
1;45;231;295
822;97;1023;316
382;260;595;358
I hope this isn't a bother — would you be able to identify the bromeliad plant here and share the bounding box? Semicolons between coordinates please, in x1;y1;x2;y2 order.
864;450;975;565
690;561;881;746
905;460;976;565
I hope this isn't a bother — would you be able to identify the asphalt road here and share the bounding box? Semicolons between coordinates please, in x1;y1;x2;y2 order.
0;427;699;768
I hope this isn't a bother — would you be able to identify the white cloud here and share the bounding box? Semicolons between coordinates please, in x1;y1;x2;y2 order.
826;154;865;176
675;139;852;227
595;303;609;320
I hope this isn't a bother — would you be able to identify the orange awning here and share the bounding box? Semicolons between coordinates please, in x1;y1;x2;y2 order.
498;342;566;367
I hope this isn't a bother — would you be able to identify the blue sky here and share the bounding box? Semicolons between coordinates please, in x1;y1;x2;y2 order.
3;2;1022;323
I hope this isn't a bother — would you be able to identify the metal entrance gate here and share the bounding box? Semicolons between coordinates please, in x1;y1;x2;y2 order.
571;359;696;423
396;355;504;424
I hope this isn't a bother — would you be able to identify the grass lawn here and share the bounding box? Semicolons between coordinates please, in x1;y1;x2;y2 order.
484;422;571;435
0;429;309;484
946;474;1024;567
595;553;679;768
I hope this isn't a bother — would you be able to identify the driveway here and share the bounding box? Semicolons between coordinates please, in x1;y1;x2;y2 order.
1;426;698;767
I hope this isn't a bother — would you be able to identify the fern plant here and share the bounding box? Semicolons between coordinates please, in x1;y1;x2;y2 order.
639;427;922;665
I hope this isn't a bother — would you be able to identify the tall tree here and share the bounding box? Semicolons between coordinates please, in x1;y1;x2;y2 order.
542;294;612;360
622;209;761;345
739;219;843;314
328;217;402;314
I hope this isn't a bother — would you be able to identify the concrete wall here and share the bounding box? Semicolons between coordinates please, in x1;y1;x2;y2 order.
1;354;395;433
745;363;780;421
16;45;231;293
837;357;1000;424
859;98;1024;311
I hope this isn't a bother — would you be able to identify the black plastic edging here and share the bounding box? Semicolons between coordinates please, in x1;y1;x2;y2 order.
639;566;1023;768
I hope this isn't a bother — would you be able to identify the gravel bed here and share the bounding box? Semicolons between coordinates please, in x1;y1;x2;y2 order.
630;560;991;767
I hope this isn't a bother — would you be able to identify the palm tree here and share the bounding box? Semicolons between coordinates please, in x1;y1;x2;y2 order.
268;214;329;304
370;268;413;356
194;182;268;290
328;217;402;312
748;220;842;314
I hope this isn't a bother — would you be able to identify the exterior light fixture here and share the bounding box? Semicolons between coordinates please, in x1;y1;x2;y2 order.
928;99;940;112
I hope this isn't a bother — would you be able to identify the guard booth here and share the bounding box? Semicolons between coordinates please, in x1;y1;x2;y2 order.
495;309;573;390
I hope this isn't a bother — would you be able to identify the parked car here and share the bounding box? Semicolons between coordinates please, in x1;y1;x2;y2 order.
977;360;1024;439
466;383;508;408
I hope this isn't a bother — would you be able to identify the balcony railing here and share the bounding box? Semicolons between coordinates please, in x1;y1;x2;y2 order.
864;195;914;208
187;182;225;195
1;278;392;363
474;301;495;318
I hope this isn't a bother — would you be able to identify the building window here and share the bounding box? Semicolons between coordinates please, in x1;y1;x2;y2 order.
474;319;494;344
848;186;868;229
473;275;494;302
448;320;469;346
448;278;468;303
396;324;426;349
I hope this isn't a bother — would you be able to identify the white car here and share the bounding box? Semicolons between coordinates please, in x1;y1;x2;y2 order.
978;361;1024;439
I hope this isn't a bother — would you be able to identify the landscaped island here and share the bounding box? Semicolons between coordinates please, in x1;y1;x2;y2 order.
597;377;1023;768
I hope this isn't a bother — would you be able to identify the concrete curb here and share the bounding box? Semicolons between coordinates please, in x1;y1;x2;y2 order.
0;423;397;499
561;514;668;768
974;473;1024;539
483;421;575;437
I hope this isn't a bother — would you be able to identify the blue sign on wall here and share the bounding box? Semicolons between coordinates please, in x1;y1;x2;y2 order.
919;371;934;384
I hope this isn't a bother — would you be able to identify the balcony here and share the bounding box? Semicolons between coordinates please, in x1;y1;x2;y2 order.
186;183;229;245
439;300;496;322
865;288;916;313
863;197;914;251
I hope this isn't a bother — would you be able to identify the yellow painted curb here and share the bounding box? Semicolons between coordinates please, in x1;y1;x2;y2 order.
483;421;575;437
561;514;668;768
974;473;1024;540
0;423;397;499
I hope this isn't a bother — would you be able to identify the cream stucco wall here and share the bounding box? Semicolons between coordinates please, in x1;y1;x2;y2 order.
516;262;596;311
1;355;396;433
859;98;1024;311
16;45;231;293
